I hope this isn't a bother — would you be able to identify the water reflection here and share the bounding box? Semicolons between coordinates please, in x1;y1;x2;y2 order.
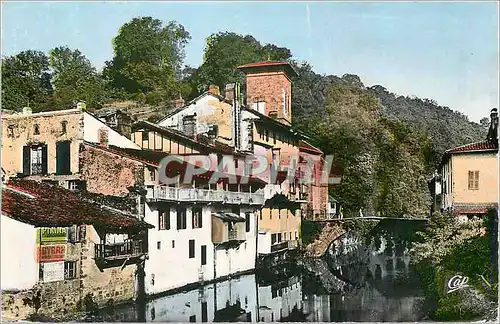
94;221;430;322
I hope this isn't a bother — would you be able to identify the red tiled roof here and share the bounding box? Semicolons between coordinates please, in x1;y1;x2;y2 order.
2;180;153;232
299;141;323;155
445;140;498;154
84;142;169;167
236;61;298;77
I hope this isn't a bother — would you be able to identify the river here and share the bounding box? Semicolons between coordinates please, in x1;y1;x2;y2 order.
91;220;432;322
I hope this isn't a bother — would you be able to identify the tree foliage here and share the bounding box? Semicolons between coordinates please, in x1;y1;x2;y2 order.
297;81;433;217
103;16;191;101
1;50;53;112
190;32;292;95
49;46;108;109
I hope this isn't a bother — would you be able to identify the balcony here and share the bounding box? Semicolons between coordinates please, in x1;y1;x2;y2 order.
147;186;265;205
94;240;146;263
270;240;298;253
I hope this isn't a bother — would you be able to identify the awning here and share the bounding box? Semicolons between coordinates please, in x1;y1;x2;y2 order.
212;212;246;222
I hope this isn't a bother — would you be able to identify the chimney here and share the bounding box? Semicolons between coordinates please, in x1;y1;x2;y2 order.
173;98;185;109
77;102;86;111
487;108;498;141
208;85;220;96
182;115;196;138
224;84;235;102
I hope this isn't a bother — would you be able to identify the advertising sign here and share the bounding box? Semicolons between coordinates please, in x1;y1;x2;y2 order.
42;261;64;282
36;227;68;244
37;244;66;262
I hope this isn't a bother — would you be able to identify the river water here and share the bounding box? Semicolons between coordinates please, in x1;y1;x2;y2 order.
93;220;432;322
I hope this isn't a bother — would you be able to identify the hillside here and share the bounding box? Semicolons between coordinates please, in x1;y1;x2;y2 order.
290;64;486;156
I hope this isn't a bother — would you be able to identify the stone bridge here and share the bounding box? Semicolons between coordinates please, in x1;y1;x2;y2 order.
304;217;428;258
304;222;347;258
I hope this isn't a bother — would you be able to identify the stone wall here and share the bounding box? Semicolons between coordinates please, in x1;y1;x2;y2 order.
81;226;137;308
1;225;139;321
79;144;145;197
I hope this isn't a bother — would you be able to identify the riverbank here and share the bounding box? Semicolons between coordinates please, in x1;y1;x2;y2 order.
411;210;498;321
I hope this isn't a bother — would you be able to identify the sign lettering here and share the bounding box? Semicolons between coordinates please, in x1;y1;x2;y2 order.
37;244;66;262
36;227;68;244
446;274;470;294
42;261;64;282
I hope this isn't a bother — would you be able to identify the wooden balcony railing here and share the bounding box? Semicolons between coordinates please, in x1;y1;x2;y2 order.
147;186;265;205
95;240;145;262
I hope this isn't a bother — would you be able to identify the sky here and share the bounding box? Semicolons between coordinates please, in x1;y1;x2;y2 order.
1;1;498;122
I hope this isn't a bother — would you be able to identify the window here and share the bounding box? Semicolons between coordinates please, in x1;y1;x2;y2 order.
468;171;479;190
7;125;15;138
158;209;170;230
149;167;156;181
157;241;161;250
201;245;207;265
142;131;149;149
192;207;203;229
68;180;82;191
61;121;67;134
34;123;40;135
234;159;238;169
189;239;195;258
98;128;109;146
56;141;71;175
271;233;277;245
245;213;251;232
176;207;187;230
277;233;282;242
64;261;77;279
68;225;80;243
189;315;196;322
201;302;208;322
284;232;288;240
172;240;175;248
255;101;266;114
24;145;47;175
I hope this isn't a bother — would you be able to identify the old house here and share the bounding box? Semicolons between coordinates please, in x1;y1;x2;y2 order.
1;107;140;193
155;61;334;261
129;121;266;295
94;108;133;139
1;180;153;320
433;108;499;220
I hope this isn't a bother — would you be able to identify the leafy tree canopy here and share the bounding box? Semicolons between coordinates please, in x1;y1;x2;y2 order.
1;50;53;112
103;16;191;100
190;32;292;95
49;46;108;110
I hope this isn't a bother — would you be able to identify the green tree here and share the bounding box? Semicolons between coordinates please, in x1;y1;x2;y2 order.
1;50;53;112
103;16;191;100
49;46;108;109
191;32;292;95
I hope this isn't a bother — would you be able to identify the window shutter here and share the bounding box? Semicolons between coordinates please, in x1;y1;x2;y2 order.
41;145;48;174
474;171;479;190
198;210;202;228
468;171;474;190
56;141;71;175
177;210;181;230
23;146;31;175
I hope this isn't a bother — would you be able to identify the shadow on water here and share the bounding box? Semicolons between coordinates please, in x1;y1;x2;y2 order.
91;219;432;322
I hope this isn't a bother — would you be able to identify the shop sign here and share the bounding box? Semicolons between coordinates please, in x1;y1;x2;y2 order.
36;227;68;244
42;261;64;282
37;244;66;262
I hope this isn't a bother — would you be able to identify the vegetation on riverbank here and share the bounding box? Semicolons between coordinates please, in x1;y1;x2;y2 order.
411;210;498;321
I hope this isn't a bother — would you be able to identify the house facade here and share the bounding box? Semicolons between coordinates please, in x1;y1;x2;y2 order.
433;108;499;220
129;121;265;295
1;180;152;320
1;107;140;193
156;61;334;259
